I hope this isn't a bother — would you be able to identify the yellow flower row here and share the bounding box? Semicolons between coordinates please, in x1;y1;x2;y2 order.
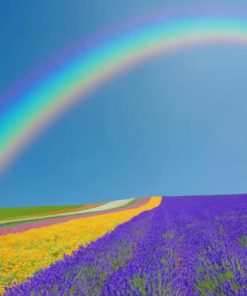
0;197;161;293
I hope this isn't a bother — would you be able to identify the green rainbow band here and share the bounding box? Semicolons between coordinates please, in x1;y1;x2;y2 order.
1;15;247;172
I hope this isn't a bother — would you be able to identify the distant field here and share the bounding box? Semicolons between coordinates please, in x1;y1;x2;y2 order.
0;198;147;237
0;199;136;226
0;205;90;221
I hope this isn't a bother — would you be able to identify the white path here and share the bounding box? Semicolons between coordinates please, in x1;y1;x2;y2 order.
75;198;135;214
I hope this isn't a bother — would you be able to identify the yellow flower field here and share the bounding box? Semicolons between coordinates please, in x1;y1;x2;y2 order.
0;197;161;293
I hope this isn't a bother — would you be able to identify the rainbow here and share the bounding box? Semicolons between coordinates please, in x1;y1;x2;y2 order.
1;5;247;173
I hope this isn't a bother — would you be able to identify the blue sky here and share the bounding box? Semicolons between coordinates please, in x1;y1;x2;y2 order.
1;0;247;207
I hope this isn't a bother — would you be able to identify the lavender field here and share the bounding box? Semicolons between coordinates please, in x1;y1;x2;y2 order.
5;195;247;296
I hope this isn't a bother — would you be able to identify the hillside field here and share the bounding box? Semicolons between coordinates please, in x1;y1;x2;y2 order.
0;195;246;295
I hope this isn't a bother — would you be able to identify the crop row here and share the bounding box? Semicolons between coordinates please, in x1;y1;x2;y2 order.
104;195;247;295
0;196;161;294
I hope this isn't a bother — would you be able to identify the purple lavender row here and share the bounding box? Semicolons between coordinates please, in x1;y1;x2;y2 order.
4;208;157;296
103;195;247;295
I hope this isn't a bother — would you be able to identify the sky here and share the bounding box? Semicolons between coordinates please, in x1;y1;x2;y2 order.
1;0;247;207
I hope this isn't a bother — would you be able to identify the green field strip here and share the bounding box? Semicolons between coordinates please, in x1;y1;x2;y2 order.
0;205;82;221
0;204;102;226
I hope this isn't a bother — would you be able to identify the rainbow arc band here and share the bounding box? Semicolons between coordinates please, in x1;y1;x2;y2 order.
1;10;247;172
